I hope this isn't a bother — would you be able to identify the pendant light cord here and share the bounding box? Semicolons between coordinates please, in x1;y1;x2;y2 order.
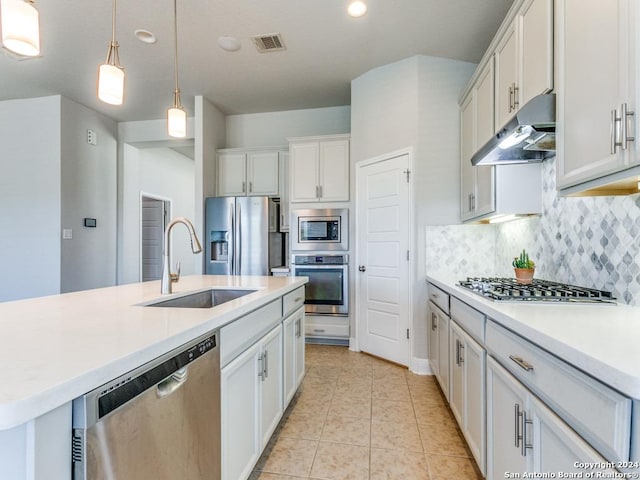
173;0;181;107
111;0;117;44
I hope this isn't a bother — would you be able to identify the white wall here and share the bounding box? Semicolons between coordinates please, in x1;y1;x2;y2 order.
0;96;61;301
351;55;475;369
225;106;351;148
119;146;196;285
195;96;226;273
60;97;118;293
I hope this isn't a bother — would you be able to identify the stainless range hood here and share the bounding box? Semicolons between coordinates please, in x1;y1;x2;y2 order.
471;94;556;166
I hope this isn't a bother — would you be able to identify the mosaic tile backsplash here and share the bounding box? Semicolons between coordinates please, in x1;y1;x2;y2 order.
426;157;640;305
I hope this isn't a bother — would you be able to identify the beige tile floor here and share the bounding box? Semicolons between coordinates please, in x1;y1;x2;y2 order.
249;344;484;480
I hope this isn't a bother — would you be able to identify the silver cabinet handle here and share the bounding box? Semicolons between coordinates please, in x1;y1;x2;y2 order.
258;353;264;380
508;85;514;113
459;342;464;365
622;102;635;149
431;312;437;331
313;328;325;333
455;339;461;366
513;83;519;111
509;355;534;372
318;185;323;198
514;403;520;448
431;292;439;299
263;350;269;379
242;181;246;193
315;185;320;198
249;181;253;193
522;410;533;456
612;108;619;154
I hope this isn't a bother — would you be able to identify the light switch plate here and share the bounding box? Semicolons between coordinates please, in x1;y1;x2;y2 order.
62;229;73;240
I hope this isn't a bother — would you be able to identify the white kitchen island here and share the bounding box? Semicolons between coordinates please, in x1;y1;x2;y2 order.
0;275;307;480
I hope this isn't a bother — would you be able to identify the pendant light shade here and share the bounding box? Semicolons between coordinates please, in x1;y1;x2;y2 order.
168;0;186;138
97;0;124;105
1;0;40;57
168;103;186;138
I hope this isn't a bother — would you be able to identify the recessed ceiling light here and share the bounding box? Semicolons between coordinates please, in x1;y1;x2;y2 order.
135;29;157;44
218;36;241;52
347;1;367;17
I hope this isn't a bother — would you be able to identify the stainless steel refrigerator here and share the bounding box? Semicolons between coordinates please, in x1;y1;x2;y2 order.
205;196;282;275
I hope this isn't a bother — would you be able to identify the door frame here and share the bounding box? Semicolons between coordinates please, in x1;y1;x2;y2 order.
139;192;172;282
353;147;415;367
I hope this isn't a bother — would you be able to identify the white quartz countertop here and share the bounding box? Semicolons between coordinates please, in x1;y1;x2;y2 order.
427;273;640;400
0;275;306;430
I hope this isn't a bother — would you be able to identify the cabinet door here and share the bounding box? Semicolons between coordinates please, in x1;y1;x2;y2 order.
475;60;495;149
487;357;528;479
221;342;261;480
460;94;475;220
462;331;486;475
556;0;634;187
283;313;296;404
427;303;440;378
319;139;349;202
248;151;279;197
520;0;553;106
494;21;519;131
530;393;614;475
218;152;247;196
279;152;290;232
260;325;283;450
436;310;449;400
449;323;464;425
294;309;305;389
290;142;320;202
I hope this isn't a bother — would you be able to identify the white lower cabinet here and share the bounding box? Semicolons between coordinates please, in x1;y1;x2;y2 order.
487;357;614;480
283;306;305;404
428;300;450;400
449;320;486;475
221;324;283;480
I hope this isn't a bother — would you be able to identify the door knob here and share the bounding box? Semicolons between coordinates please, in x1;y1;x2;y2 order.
358;265;366;272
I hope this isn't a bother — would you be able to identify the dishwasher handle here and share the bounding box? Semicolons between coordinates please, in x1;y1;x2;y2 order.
156;367;189;398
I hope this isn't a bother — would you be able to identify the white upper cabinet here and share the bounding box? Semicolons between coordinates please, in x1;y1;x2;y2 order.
217;149;281;197
495;0;553;131
460;62;497;222
289;134;350;203
556;0;639;193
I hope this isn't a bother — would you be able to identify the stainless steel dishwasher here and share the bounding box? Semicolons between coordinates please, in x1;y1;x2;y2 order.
72;330;220;480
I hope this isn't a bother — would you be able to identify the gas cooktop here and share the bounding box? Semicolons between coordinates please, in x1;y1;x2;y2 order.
458;277;617;304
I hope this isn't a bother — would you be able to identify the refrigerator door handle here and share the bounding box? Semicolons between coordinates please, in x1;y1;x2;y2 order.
237;202;242;274
229;203;235;275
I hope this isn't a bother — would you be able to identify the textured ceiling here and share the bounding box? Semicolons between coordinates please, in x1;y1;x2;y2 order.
0;0;513;122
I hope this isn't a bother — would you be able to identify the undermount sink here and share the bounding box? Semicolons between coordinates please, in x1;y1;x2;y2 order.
145;288;257;308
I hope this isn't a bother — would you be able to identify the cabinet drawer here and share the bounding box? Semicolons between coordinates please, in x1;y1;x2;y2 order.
486;320;631;462
283;287;305;318
450;297;485;344
220;299;282;367
428;283;449;314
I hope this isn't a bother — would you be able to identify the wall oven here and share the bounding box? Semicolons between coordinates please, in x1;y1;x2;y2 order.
291;254;348;316
291;208;348;251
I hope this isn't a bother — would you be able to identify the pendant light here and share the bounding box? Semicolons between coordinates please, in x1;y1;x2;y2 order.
0;0;40;57
97;0;124;105
167;0;186;138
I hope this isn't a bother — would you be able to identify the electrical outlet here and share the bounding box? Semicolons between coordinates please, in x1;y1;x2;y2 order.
87;129;97;146
62;229;73;240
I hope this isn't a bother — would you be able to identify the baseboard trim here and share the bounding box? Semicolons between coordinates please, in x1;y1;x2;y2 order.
410;356;433;375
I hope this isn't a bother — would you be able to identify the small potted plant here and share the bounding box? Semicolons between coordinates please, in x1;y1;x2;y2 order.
512;249;535;284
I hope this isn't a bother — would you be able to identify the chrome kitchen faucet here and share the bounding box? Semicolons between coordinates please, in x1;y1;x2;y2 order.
161;217;202;294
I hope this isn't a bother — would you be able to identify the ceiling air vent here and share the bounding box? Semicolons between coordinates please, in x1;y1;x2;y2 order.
251;33;286;53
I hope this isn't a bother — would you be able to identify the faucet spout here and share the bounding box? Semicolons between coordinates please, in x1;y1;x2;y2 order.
161;217;202;294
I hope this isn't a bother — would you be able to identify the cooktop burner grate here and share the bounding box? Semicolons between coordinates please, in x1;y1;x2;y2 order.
458;277;616;304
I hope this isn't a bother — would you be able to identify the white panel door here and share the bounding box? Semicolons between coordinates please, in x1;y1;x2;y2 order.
319;139;349;201
260;325;283;450
290;142;320;202
141;197;166;281
357;154;410;366
218;152;247;196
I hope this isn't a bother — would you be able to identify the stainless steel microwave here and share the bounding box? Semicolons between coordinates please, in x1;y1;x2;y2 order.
291;208;348;251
